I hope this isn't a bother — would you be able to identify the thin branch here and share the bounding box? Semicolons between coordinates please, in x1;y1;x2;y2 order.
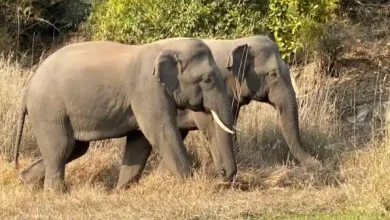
33;18;61;33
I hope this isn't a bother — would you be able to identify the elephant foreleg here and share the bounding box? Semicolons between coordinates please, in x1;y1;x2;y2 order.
18;141;90;186
156;130;190;173
158;126;226;178
131;98;192;182
116;132;152;191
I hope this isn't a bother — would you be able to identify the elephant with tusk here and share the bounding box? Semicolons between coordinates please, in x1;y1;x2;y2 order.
128;35;323;184
14;38;237;192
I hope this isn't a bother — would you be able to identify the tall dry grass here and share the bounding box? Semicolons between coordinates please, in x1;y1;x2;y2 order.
0;54;389;219
0;55;36;159
337;90;390;211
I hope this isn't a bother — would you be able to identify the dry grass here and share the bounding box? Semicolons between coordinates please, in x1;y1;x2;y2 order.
0;56;36;159
0;43;389;219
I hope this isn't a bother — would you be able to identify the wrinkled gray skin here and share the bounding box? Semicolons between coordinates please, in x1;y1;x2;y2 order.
14;38;236;192
154;35;322;175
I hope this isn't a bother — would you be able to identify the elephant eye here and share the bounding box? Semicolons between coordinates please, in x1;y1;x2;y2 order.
268;71;277;77
203;76;212;83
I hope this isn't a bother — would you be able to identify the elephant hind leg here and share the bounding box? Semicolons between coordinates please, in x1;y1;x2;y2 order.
18;141;90;186
116;131;152;191
28;116;81;192
37;136;73;192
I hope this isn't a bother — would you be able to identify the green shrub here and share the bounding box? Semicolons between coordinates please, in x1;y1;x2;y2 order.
88;0;267;44
266;0;339;59
88;0;338;60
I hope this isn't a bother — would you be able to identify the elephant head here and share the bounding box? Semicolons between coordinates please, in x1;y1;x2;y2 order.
154;39;237;179
225;36;320;167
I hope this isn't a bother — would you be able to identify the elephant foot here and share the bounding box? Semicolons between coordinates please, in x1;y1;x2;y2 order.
301;157;323;171
199;157;226;179
43;181;66;193
115;174;142;191
43;171;66;193
114;182;135;192
156;161;171;174
156;157;227;180
18;159;45;186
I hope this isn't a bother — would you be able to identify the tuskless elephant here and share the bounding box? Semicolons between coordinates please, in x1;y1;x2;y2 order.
117;35;323;188
13;38;237;192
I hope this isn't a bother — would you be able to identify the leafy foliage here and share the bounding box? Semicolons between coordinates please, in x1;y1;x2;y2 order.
0;0;339;61
88;0;338;59
88;0;268;44
266;0;339;59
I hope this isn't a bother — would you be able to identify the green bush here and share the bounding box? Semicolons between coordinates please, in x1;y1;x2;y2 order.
267;0;339;59
88;0;267;44
88;0;338;60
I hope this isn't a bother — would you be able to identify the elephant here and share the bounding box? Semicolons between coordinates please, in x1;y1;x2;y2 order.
117;35;323;185
13;38;237;192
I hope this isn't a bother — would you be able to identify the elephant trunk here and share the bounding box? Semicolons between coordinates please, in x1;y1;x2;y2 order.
214;118;237;181
206;89;237;181
277;85;318;165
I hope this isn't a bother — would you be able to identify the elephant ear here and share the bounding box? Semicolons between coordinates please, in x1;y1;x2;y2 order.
226;43;249;79
153;50;182;95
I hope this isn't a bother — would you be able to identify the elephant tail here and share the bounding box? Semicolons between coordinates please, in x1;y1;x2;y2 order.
14;91;27;170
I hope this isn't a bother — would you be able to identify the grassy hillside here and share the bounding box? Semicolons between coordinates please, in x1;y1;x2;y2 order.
1;1;390;219
1;35;390;219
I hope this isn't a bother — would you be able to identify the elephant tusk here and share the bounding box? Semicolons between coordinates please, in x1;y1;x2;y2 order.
290;74;299;95
233;125;241;133
211;110;234;134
